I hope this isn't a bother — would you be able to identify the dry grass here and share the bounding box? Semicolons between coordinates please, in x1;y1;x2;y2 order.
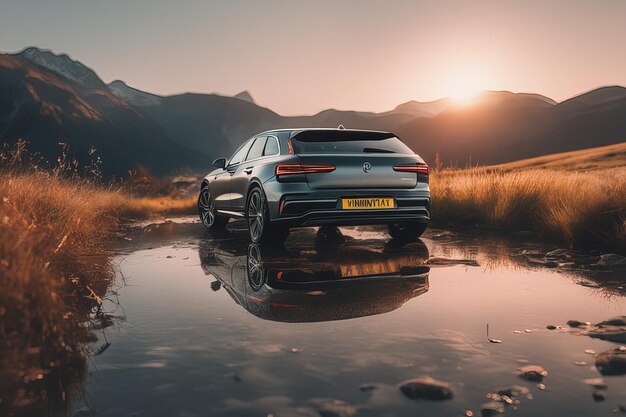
431;168;626;253
0;170;195;413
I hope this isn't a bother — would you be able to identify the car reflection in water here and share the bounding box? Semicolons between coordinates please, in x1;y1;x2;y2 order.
198;226;430;322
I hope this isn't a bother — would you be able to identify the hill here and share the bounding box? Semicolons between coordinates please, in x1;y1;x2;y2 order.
490;141;626;172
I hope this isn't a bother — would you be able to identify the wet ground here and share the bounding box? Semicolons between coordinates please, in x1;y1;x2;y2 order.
71;219;625;416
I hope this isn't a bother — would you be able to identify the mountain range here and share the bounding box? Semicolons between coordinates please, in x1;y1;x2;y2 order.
1;46;625;176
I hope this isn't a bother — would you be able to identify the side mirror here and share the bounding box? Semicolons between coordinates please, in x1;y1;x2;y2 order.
212;158;226;169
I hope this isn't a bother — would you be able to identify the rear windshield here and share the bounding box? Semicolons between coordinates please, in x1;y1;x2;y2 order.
292;130;413;154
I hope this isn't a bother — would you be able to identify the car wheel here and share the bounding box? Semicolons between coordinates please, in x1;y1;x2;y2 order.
246;244;266;291
387;221;428;241
198;187;228;229
246;187;289;244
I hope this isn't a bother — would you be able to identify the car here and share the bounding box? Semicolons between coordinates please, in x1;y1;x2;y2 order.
198;128;430;244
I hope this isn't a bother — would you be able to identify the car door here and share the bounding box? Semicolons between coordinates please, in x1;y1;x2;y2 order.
230;136;268;212
216;139;254;210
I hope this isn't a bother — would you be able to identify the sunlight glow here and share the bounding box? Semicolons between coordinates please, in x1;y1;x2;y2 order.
442;63;490;106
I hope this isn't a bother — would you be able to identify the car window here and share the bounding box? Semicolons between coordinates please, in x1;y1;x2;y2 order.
263;136;279;156
228;140;253;166
246;136;267;161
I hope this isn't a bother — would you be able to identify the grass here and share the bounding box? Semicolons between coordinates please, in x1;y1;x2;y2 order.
430;167;626;253
0;169;196;413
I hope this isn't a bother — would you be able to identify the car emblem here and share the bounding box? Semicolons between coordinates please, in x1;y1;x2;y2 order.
363;162;371;173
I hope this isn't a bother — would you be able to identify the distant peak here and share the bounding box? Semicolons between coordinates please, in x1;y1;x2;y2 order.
14;46;105;88
107;79;162;107
234;90;255;104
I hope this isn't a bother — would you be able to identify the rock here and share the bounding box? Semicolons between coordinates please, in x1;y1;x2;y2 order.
485;393;502;402
210;281;221;291
597;317;626;326
596;346;626;375
480;401;505;416
585;349;596;355
512;330;523;334
567;320;586;328
497;385;530;397
546;249;569;259
519;365;548;382
358;383;380;392
546;325;557;330
583;377;608;389
488;338;503;344
596;253;626;268
573;361;587;366
583;316;626;343
593;390;606;402
537;383;546;390
312;399;357;417
619;404;626;413
465;410;474;417
398;377;453;400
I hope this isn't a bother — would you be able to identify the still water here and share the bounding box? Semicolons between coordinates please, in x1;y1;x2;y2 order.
73;220;626;416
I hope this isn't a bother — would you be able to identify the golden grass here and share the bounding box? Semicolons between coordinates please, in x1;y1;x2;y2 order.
0;171;196;411
431;168;626;252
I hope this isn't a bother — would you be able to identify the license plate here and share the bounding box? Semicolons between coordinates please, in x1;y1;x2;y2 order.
341;197;394;210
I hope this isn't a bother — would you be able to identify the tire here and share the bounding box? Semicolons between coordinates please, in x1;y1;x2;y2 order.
246;186;289;244
246;244;267;291
387;221;428;241
198;187;228;229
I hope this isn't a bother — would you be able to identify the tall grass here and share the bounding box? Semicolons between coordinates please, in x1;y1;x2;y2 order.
431;168;626;253
0;143;196;413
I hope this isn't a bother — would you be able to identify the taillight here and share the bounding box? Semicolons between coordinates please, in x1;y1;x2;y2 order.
393;164;429;175
287;138;295;155
275;164;336;176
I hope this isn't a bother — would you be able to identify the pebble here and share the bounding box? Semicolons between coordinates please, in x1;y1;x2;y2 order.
583;377;607;389
585;349;596;355
512;330;523;334
568;320;586;328
573;361;587;366
313;399;357;417
497;385;530;397
465;410;474;417
488;338;503;344
537;383;546;390
480;401;505;417
398;377;454;400
524;329;533;333
595;346;626;375
519;365;548;382
593;390;606;402
546;325;557;330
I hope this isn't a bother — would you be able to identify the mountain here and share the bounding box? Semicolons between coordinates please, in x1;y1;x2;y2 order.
16;47;106;89
108;80;162;107
234;90;255;104
2;46;626;174
0;52;203;176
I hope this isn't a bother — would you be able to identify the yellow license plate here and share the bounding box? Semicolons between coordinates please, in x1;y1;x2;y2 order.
341;197;394;210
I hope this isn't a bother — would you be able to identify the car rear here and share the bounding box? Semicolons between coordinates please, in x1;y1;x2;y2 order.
265;129;430;231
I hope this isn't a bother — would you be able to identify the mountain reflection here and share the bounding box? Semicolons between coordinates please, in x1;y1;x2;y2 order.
198;227;430;322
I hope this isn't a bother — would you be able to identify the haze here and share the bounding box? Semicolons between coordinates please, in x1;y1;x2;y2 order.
1;0;626;115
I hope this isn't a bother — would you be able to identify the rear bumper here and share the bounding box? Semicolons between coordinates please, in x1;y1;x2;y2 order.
271;195;430;227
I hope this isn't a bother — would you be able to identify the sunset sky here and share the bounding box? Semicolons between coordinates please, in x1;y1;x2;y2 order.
1;0;625;115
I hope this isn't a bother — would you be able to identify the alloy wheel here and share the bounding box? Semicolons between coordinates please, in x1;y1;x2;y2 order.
198;188;215;228
247;244;265;290
247;189;264;242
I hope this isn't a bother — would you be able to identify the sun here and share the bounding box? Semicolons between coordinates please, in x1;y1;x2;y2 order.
441;65;489;106
450;88;480;106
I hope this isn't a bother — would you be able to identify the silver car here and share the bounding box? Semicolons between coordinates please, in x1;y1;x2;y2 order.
198;128;430;243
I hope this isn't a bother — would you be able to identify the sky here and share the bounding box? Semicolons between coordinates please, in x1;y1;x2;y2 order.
1;0;626;115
